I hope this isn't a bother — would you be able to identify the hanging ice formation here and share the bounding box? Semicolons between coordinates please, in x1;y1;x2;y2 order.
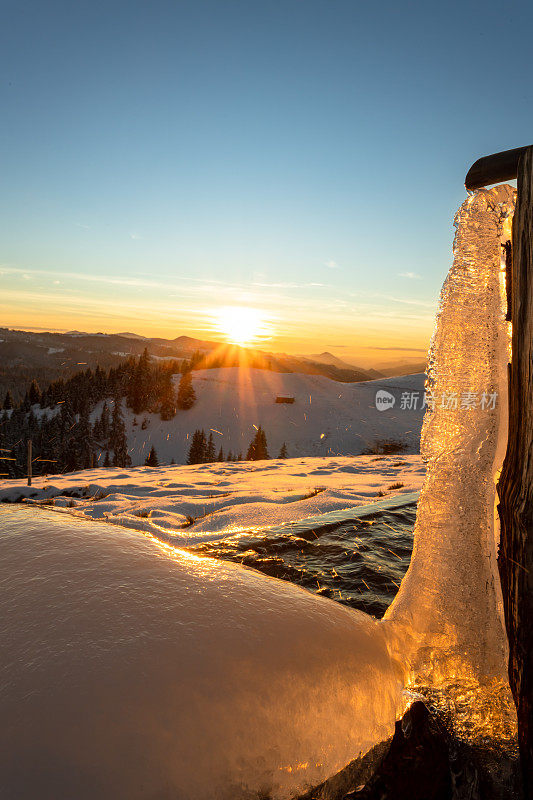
383;185;515;685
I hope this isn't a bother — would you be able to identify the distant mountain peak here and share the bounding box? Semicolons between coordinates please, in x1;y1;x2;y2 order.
116;332;149;340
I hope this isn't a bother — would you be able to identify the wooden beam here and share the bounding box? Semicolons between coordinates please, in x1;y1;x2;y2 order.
465;146;528;191
497;145;533;794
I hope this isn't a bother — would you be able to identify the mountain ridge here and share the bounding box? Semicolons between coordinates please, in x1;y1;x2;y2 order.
0;327;378;401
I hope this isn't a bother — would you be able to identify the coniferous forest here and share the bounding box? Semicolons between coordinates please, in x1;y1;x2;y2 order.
0;350;197;478
0;350;277;478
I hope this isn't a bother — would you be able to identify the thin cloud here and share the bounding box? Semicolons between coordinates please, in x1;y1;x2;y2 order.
324;259;339;269
368;346;427;352
399;271;422;279
252;281;327;289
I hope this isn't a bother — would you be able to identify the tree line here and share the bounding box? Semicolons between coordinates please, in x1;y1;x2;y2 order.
0;352;290;478
185;426;288;465
2;349;196;419
0;350;197;477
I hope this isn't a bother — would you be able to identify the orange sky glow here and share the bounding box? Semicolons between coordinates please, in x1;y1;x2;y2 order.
1;275;432;367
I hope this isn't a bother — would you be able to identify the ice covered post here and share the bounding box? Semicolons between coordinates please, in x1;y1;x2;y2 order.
466;145;533;792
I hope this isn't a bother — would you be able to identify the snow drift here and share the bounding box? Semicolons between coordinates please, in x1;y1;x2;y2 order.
0;455;425;542
0;507;403;800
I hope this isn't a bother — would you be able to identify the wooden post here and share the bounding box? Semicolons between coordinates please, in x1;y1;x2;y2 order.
27;439;32;487
497;145;533;794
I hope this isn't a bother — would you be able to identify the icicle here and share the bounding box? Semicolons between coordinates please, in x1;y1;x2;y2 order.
383;185;515;685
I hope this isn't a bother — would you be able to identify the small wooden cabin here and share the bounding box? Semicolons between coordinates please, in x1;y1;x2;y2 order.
275;396;295;404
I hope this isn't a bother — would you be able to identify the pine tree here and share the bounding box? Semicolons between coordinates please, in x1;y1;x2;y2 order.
246;426;269;461
187;429;206;464
93;402;110;446
257;427;269;459
217;447;224;462
159;375;176;420
128;348;152;414
278;442;288;459
103;450;110;467
94;365;107;400
75;403;94;470
28;380;42;407
100;401;110;442
227;450;234;462
58;399;79;472
27;409;38;440
177;371;196;410
3;390;14;410
205;432;216;462
110;395;131;468
245;437;255;460
189;350;203;369
92;415;102;442
144;446;159;467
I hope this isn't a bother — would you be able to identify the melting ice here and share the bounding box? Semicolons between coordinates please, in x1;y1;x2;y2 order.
384;185;515;684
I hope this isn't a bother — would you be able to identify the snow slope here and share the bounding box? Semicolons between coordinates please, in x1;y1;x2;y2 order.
106;367;425;466
1;455;424;544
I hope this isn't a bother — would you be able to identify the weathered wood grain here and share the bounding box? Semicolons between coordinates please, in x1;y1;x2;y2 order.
497;145;533;795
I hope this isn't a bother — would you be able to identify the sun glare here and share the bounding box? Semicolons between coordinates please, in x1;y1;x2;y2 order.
215;306;269;346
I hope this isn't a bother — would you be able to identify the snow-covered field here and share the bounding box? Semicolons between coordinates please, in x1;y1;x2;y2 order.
0;455;425;544
107;367;425;466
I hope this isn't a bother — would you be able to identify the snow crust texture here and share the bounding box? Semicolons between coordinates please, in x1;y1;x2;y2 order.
384;186;515;682
0;456;424;542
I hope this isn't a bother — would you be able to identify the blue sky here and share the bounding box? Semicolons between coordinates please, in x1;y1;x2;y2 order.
1;0;531;363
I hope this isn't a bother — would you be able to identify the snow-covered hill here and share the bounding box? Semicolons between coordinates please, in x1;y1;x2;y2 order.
103;368;425;466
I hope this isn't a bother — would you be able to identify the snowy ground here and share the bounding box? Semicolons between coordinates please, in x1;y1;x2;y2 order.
0;455;425;545
96;368;425;466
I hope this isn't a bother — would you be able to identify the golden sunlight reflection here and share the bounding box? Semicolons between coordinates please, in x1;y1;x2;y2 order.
214;305;272;346
413;672;518;750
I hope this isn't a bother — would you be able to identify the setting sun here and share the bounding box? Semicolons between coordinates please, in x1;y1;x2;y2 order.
215;306;270;346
